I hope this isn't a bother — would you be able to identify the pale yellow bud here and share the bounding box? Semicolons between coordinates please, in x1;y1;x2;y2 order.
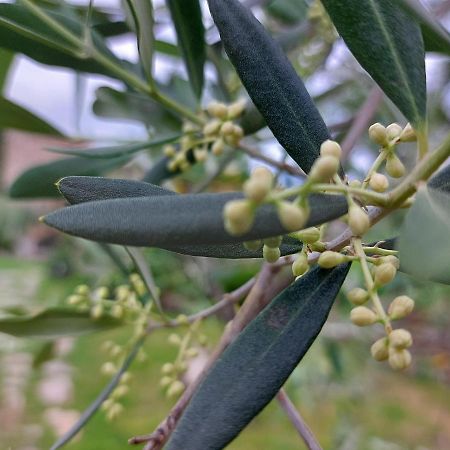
232;125;244;139
211;138;225;156
112;385;129;399
180;136;193;151
90;303;104;320
347;287;369;305
67;295;85;305
388;348;412;370
182;122;196;133
186;347;199;358
379;255;399;269
223;199;254;236
374;263;397;286
294;227;320;244
348;205;370;236
163;145;177;157
161;363;175;374
120;372;132;384
106;403;123;420
369;123;388;146
220;121;235;136
399;123;416;142
389;329;412;349
243;240;262;251
318;251;345;269
168;333;182;346
349;179;362;188
263;236;282;248
369;172;389;192
167;380;185;398
207;101;228;119
386;123;403;141
309;155;340;182
386;154;405;178
75;284;90;296
371;337;389;361
111;304;124;319
176;314;190;325
203;119;222;136
277;201;308;232
194;148;208;161
252;167;273;184
263;245;281;263
160;376;173;388
243;179;271;203
101;362;117;376
292;253;309;277
350;306;378;326
227;99;246;119
320;140;342;159
388;295;415;320
96;287;109;300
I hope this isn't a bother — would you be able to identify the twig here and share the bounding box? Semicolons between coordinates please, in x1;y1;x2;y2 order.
276;388;323;450
130;264;293;449
340;87;383;160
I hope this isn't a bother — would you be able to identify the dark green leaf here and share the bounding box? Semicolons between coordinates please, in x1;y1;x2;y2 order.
93;86;181;135
9;156;130;199
0;3;126;77
167;0;205;99
0;96;63;136
428;163;450;192
266;0;308;24
166;263;351;450
48;135;179;159
43;186;347;246
125;0;154;81
0;48;13;90
55;176;302;258
321;0;426;126
399;0;450;55
0;307;122;339
207;0;330;173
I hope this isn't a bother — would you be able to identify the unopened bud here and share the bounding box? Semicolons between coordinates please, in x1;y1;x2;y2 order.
389;329;412;349
160;376;173;388
163;145;177;157
194;148;208;161
374;263;397;286
292;253;309;277
167;380;185;398
186;347;199;358
318;251;345;269
176;314;190;325
101;362;117;376
371;337;389;361
106;403;124;420
347;287;369;305
223;199;254;236
212;138;225;156
309;155;340;182
348;205;370;236
320;140;342;159
227;99;246;118
220;121;235;136
369;123;388;146
111;304;124;319
349;179;362;188
203;119;222;136
243;171;272;202
386;123;403;141
386;154;405;178
75;284;90;296
369;173;389;192
168;333;182;346
294;227;320;244
90;303;104;320
232;125;244;140
243;240;262;251
263;245;281;263
399;123;416;142
388;295;414;320
277;201;308;232
161;363;175;375
67;295;85;305
388;348;412;370
207;101;228;119
112;385;129;399
263;236;282;248
350;306;378;326
379;255;399;269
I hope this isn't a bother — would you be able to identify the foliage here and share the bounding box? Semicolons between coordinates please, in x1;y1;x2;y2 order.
1;0;449;449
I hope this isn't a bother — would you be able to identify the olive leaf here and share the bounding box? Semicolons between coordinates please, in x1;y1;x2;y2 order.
321;0;426;127
167;0;205;99
398;0;450;55
54;176;304;258
166;263;351;450
9;156;130;199
207;0;330;173
0;308;123;339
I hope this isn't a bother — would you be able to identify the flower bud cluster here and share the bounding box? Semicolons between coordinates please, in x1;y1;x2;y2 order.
160;318;208;399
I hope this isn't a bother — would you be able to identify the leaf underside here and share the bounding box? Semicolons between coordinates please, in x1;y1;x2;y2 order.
166;263;351;450
321;0;426;126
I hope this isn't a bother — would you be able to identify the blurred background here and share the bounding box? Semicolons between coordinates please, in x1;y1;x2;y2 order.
0;0;449;449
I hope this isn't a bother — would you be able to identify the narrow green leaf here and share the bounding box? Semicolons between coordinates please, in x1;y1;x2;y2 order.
0;96;63;136
43;188;347;247
207;0;330;173
398;166;450;284
321;0;426;126
266;0;308;24
0;3;126;77
48;135;179;159
9;156;130;199
166;263;351;450
0;48;14;89
125;0;154;82
55;176;303;258
0;307;122;339
167;0;205;99
398;0;450;55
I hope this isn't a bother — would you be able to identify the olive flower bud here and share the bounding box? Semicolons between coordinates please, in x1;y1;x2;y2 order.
347;287;369;305
388;295;415;320
386;123;403;141
369;172;389;192
389;329;412;349
371;337;389;361
309;155;340;182
277;201;308;232
348;204;370;236
388;348;412;370
292;253;309;277
386;154;405;178
320;140;342;159
350;306;378;326
263;245;280;263
369;123;388;146
374;263;397;285
318;251;345;269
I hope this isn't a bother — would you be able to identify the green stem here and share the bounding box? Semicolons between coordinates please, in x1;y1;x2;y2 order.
362;149;388;188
